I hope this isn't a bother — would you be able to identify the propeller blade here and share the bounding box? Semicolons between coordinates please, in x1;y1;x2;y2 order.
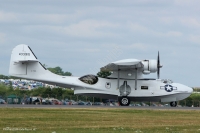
157;51;160;79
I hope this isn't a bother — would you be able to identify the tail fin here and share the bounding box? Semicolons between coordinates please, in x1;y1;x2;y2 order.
9;44;46;78
9;44;77;88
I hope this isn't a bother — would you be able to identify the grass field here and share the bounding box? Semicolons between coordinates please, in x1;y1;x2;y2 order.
0;108;200;133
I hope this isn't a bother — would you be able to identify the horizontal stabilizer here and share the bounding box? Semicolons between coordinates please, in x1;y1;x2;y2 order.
14;60;38;63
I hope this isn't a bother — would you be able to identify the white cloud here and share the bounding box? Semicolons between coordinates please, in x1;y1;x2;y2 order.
0;11;19;22
129;23;182;38
174;0;200;6
152;31;183;38
160;17;174;24
166;31;182;37
0;32;6;43
128;43;148;51
81;48;100;53
180;17;200;28
20;20;119;39
0;10;84;24
62;20;119;38
25;11;84;24
129;23;148;32
189;35;200;44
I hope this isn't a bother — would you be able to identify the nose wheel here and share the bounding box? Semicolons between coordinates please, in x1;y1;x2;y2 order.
170;101;177;107
118;96;130;106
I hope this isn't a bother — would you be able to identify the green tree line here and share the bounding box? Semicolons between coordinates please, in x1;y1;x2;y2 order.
47;66;72;76
0;83;103;102
179;93;200;107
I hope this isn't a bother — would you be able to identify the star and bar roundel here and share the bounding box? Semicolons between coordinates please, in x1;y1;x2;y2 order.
160;84;177;92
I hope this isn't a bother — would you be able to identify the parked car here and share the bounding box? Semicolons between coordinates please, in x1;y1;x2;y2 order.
32;98;40;104
135;103;141;106
85;102;92;105
61;100;70;105
70;100;78;105
129;104;136;106
78;101;86;105
151;103;158;107
164;104;169;107
177;105;182;107
158;104;164;107
104;102;115;106
42;99;52;105
93;102;104;106
141;102;149;106
0;99;6;104
51;99;62;105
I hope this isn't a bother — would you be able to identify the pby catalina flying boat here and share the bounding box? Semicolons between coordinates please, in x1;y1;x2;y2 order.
9;44;193;107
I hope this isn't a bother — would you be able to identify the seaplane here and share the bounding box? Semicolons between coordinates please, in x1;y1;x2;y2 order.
9;44;193;107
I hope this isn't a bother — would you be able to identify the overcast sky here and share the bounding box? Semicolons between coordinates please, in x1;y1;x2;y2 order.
0;0;200;87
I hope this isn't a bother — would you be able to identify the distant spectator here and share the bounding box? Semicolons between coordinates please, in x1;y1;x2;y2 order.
30;97;32;104
40;98;42;105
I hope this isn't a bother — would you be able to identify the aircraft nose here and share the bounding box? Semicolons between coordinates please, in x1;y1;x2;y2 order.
187;86;193;94
182;84;193;94
173;83;193;94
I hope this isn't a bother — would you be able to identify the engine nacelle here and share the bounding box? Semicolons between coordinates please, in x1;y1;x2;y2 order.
141;60;157;74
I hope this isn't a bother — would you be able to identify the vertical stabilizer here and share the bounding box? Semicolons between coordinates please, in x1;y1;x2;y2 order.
9;44;38;76
9;44;79;89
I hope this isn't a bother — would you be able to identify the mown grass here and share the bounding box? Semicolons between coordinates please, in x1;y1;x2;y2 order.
0;108;200;133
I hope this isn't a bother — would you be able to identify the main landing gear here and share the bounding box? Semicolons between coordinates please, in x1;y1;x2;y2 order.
118;96;130;106
170;101;177;107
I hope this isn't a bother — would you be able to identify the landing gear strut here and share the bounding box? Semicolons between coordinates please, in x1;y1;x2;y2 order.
118;96;130;106
170;101;177;107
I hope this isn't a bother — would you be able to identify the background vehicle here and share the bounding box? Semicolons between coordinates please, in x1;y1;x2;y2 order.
70;100;78;105
42;99;52;105
93;102;104;106
51;99;62;105
78;101;86;105
0;99;6;104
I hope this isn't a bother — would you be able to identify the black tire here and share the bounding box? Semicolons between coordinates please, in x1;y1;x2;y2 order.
119;96;130;106
170;101;177;107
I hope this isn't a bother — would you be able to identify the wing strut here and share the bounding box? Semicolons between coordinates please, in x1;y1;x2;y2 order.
117;66;120;90
135;68;137;90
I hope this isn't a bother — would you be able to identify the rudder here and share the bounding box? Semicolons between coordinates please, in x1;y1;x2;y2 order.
9;44;39;76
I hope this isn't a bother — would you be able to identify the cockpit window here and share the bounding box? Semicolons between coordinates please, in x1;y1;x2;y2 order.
79;75;98;85
162;79;173;84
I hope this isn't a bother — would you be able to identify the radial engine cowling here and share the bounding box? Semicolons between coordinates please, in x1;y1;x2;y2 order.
141;60;157;74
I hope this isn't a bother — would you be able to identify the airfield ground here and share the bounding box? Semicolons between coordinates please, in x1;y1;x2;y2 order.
0;107;200;133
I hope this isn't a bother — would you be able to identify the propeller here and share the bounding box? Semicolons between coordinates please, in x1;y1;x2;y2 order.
157;51;163;79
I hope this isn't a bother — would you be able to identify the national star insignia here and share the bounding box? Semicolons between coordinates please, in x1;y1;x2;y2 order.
165;85;173;92
160;84;177;92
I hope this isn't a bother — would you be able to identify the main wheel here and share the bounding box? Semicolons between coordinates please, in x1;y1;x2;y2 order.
170;101;177;107
119;96;130;106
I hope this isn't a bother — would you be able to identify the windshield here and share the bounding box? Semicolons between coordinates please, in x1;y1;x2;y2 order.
79;75;98;85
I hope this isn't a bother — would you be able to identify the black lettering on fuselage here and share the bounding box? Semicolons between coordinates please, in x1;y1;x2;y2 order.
19;53;30;56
